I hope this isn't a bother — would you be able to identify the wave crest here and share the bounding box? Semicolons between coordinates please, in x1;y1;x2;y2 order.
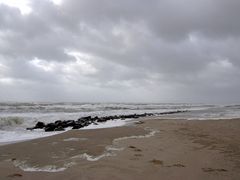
0;117;24;129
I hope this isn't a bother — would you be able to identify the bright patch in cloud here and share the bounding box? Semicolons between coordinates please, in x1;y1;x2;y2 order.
65;51;98;75
188;34;199;44
29;58;56;72
198;57;237;88
208;58;234;71
50;0;63;6
0;77;13;84
0;0;32;14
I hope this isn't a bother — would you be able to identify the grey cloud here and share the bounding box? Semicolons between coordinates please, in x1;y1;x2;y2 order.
0;0;240;103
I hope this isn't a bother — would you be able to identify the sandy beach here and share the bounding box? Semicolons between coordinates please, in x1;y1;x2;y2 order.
0;118;240;180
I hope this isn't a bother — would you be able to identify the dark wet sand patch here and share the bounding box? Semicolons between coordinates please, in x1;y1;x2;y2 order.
149;159;164;165
7;173;23;178
202;167;228;172
128;145;142;152
166;163;185;168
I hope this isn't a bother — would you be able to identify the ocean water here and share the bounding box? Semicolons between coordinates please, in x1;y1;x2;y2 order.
0;102;240;144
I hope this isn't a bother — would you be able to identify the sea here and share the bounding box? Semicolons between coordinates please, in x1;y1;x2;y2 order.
0;102;240;144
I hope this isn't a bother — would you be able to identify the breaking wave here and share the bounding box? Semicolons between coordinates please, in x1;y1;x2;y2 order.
0;117;24;129
1;102;240;144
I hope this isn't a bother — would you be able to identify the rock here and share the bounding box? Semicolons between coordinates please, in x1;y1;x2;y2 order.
34;121;45;129
54;120;62;125
26;121;45;130
72;124;84;129
27;110;189;132
96;118;107;122
54;120;66;129
113;115;119;119
157;110;187;115
44;123;57;132
83;121;91;126
54;126;65;131
77;116;92;122
92;116;99;121
64;120;75;127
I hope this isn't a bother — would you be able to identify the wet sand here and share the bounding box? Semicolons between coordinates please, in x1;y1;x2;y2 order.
0;118;240;180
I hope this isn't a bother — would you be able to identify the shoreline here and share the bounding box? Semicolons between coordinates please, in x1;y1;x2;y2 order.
0;118;136;146
1;117;240;147
0;118;240;179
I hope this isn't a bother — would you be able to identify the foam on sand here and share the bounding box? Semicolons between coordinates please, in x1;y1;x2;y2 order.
81;118;133;130
12;160;75;172
11;127;159;172
0;129;61;145
63;137;88;142
113;127;159;142
71;128;159;162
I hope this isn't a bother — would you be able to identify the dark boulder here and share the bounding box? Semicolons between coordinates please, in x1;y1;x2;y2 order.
63;120;75;128
54;120;62;125
77;116;92;122
27;110;189;132
92;116;99;121
44;123;57;132
34;121;45;129
113;115;119;119
72;124;84;129
96;118;107;123
54;126;65;131
82;121;91;126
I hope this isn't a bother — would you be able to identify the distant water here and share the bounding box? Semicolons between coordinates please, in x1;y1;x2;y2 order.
0;102;240;144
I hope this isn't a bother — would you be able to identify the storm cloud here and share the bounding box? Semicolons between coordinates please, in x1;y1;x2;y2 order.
0;0;240;103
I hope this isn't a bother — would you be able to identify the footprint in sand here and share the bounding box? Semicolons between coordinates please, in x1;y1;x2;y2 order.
134;154;143;157
128;146;142;152
128;145;137;149
149;160;185;168
7;173;23;178
130;157;140;160
166;163;185;167
202;167;227;172
128;146;144;160
149;159;164;165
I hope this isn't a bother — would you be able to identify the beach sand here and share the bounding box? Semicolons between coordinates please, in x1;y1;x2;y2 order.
0;118;240;180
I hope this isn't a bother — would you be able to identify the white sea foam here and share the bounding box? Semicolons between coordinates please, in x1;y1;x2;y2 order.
113;128;159;142
0;129;61;145
72;153;113;161
81;119;133;130
106;146;124;151
12;160;75;172
11;128;158;172
63;137;88;141
0;119;132;145
71;128;159;162
0;117;24;129
1;102;240;144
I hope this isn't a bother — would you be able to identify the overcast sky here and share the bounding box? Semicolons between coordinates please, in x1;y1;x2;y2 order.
0;0;240;103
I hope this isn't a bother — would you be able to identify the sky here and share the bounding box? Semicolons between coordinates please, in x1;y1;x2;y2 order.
0;0;240;103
